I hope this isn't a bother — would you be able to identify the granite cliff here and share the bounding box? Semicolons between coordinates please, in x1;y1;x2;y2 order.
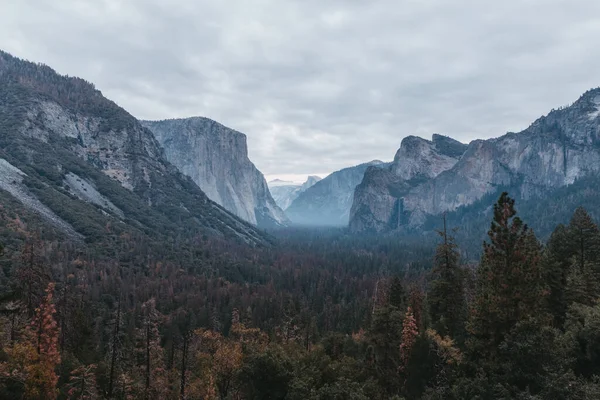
350;89;600;233
0;50;270;245
142;118;288;228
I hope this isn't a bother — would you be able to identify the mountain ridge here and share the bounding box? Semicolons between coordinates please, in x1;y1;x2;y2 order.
349;88;600;233
0;50;271;245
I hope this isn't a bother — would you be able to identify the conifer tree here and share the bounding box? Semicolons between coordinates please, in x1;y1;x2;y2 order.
387;276;406;310
429;214;465;340
568;207;600;273
542;224;572;327
565;207;600;305
468;193;546;356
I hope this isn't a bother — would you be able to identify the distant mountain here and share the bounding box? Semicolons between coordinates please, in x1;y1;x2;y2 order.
268;179;297;187
268;175;321;210
141;118;288;228
350;88;600;234
286;161;389;226
0;50;270;245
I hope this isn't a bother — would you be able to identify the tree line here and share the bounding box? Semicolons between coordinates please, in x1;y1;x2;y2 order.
1;192;600;399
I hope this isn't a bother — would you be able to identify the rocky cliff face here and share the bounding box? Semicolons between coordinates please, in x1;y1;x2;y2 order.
286;161;389;226
350;88;600;233
268;175;321;211
0;50;270;245
350;135;467;232
141;118;288;228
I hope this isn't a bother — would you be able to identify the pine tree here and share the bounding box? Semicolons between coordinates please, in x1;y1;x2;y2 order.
568;207;600;273
429;214;466;340
542;224;572;327
565;207;600;305
387;276;406;310
467;193;546;356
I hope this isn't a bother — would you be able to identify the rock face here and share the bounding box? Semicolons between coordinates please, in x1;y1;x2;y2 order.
350;88;600;233
286;161;389;226
141;118;288;228
0;50;270;245
350;135;467;232
268;175;321;211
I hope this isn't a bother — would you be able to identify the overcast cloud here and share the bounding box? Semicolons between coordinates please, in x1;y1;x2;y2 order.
2;0;600;181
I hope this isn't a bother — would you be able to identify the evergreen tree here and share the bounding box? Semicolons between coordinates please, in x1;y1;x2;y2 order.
429;215;465;340
464;193;555;396
565;207;600;305
542;224;573;328
568;207;600;273
468;193;546;354
387;276;406;310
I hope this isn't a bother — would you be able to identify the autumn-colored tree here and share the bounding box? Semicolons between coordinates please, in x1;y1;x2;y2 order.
1;283;62;399
26;282;61;399
399;307;418;373
195;324;244;400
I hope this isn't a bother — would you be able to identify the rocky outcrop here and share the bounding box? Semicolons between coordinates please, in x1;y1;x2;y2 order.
141;118;288;228
0;50;270;245
268;175;321;211
350;88;600;233
286;161;389;226
350;135;467;232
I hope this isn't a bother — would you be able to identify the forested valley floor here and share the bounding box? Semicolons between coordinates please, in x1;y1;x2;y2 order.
1;192;600;399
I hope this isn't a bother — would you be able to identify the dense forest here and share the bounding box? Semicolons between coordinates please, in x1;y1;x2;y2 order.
1;192;600;399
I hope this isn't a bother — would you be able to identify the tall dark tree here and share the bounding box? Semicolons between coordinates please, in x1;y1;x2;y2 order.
387;276;406;310
565;207;600;305
568;207;600;273
467;193;547;357
429;214;465;340
107;295;122;399
542;224;572;328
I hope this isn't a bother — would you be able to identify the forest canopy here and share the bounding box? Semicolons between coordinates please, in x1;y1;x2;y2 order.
1;193;600;399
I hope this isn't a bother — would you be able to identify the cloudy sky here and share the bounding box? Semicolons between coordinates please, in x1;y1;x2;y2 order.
2;0;600;182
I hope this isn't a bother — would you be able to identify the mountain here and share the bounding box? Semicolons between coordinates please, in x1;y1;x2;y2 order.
0;50;270;245
350;88;600;233
141;118;288;228
268;179;297;187
350;135;467;232
268;175;321;210
286;161;389;226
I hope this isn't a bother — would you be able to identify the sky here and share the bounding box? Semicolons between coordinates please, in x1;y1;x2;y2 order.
2;0;600;182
